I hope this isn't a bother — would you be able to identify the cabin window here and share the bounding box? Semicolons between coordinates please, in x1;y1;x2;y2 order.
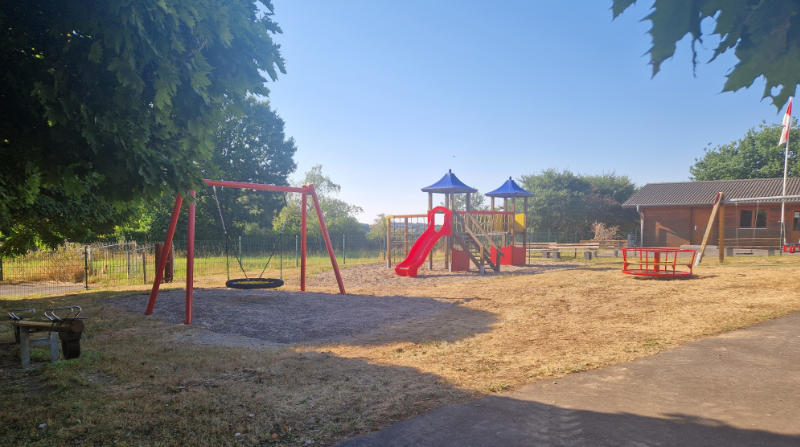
794;211;800;231
739;209;767;228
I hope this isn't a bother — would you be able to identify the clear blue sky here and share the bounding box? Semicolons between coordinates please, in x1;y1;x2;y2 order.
267;1;787;223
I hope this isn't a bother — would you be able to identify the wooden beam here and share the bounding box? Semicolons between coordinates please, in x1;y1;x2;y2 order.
695;191;723;266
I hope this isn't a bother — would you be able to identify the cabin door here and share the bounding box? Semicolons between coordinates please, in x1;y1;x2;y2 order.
691;208;712;245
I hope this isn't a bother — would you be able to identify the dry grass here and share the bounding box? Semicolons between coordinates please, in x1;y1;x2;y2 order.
2;255;800;446
306;258;800;393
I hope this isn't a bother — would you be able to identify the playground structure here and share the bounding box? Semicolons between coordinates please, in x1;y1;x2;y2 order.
394;207;452;277
388;171;532;275
144;179;346;324
621;247;697;277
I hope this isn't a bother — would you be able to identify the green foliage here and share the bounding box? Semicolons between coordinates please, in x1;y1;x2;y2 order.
1;0;285;247
690;121;800;180
519;170;639;234
367;214;387;242
272;165;366;240
118;99;298;242
1;176;138;255
613;0;800;109
445;192;489;211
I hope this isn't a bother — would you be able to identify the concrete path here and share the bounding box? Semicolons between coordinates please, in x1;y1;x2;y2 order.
339;313;800;446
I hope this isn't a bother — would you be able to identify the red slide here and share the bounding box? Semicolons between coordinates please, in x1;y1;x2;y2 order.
395;206;452;277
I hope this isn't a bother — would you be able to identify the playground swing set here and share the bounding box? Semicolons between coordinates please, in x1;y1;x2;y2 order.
144;179;346;325
211;185;285;289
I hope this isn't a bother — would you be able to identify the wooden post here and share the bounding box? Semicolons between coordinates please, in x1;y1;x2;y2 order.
445;193;450;270
490;197;495;211
510;198;516;245
695;191;723;266
19;329;30;367
719;201;726;262
386;216;392;267
428;192;433;270
523;197;528;248
404;217;409;256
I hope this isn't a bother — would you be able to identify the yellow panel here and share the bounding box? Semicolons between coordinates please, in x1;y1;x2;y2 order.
514;213;526;232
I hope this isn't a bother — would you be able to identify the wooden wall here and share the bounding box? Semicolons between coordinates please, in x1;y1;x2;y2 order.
642;207;692;247
641;204;798;248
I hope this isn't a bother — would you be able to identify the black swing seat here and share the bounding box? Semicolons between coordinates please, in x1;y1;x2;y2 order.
226;278;284;289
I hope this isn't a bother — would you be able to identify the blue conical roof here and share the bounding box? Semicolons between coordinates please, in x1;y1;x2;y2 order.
421;169;477;193
486;177;533;198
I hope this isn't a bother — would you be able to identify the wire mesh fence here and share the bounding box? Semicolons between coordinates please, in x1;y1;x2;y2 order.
0;235;384;298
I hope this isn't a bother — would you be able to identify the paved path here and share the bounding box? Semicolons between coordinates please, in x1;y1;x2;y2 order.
339;312;800;446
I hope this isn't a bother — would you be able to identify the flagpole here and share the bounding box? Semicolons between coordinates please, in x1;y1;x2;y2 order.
779;97;793;249
781;98;792;248
781;134;788;247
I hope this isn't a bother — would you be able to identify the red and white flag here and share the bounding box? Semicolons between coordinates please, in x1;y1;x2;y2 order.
779;97;793;145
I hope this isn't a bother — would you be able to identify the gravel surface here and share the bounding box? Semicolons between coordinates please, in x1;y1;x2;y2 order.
112;262;577;346
113;288;456;345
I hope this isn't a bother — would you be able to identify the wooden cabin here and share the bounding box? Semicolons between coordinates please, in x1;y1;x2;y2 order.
622;178;800;248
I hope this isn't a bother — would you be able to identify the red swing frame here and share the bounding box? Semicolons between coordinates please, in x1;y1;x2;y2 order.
144;179;346;324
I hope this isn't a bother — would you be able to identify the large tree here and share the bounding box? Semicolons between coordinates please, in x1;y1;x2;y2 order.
520;170;639;236
613;0;800;109
1;0;285;248
690;121;800;180
116;99;298;242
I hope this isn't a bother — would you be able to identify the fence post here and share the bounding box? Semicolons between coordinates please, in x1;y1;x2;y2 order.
126;249;131;281
0;257;3;282
295;234;299;267
142;249;147;284
84;246;89;290
342;234;346;264
238;235;242;266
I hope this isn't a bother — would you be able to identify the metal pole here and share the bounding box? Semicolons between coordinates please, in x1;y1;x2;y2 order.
301;191;307;291
84;246;89;289
145;195;183;316
0;257;3;281
307;185;346;294
186;190;196;325
781;140;790;248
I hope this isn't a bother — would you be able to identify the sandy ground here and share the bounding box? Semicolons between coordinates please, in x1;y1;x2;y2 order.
112;262;577;347
304;261;578;295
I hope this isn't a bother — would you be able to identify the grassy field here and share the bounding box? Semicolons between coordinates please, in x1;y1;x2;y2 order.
2;253;799;446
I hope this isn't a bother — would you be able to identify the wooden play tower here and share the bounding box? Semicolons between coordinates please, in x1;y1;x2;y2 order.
386;170;533;274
